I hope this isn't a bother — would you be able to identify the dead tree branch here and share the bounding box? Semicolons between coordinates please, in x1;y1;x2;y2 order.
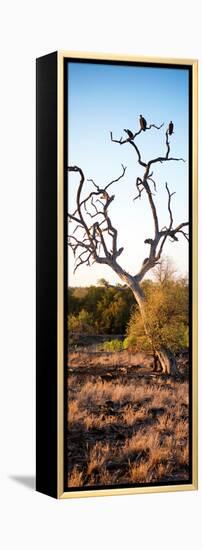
67;164;127;273
68;119;188;287
110;121;188;282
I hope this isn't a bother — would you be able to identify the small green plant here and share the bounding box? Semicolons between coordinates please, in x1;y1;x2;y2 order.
103;339;123;352
122;337;133;350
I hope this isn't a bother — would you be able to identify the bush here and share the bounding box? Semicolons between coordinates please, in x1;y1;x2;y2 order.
126;279;189;353
103;339;123;352
123;336;133;350
68;309;94;334
68;285;135;334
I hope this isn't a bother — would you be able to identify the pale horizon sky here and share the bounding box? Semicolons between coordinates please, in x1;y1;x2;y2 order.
67;62;189;287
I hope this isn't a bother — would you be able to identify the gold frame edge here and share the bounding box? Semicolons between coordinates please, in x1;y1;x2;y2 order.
192;59;198;490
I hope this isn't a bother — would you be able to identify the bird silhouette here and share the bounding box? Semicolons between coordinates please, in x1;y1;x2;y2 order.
124;129;134;139
100;190;109;200
139;115;147;131
144;238;154;245
168;121;174;135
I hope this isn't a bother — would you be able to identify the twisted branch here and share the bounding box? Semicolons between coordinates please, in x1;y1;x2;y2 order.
67;164;126;272
110;121;188;281
68;118;188;285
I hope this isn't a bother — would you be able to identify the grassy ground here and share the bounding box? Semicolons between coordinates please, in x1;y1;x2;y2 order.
67;349;189;488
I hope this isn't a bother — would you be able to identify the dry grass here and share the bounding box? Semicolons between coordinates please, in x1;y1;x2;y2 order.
68;467;84;488
67;349;190;488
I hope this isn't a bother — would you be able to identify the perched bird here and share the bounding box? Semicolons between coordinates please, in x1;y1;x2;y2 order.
100;190;109;201
124;128;134;139
168;121;174;135
144;238;154;245
139;114;147;131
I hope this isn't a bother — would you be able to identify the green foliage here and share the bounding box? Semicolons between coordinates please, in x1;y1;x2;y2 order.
103;339;123;352
68;285;135;335
123;336;133;350
126;279;189;353
68;276;189;353
68;309;94;335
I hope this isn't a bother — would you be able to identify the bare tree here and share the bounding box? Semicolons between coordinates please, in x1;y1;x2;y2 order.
152;257;178;285
67;120;189;374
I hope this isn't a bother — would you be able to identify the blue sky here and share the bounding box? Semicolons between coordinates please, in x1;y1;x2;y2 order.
67;62;189;286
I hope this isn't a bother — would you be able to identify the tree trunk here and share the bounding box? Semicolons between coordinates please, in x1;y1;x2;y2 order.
131;285;177;375
155;347;177;375
111;262;177;375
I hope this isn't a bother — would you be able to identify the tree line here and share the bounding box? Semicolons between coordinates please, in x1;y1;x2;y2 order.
68;270;189;353
68;282;135;335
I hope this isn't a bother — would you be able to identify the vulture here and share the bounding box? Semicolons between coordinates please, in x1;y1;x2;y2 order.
144;238;154;245
100;190;109;201
139;114;147;131
168;121;174;135
124;128;134;139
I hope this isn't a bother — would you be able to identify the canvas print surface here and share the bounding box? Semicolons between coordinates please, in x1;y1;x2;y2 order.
66;60;191;491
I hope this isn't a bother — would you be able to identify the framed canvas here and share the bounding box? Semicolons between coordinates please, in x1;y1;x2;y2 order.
36;51;198;499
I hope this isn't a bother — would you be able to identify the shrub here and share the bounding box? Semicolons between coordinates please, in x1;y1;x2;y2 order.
68;309;94;334
126;279;189;353
103;339;123;352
